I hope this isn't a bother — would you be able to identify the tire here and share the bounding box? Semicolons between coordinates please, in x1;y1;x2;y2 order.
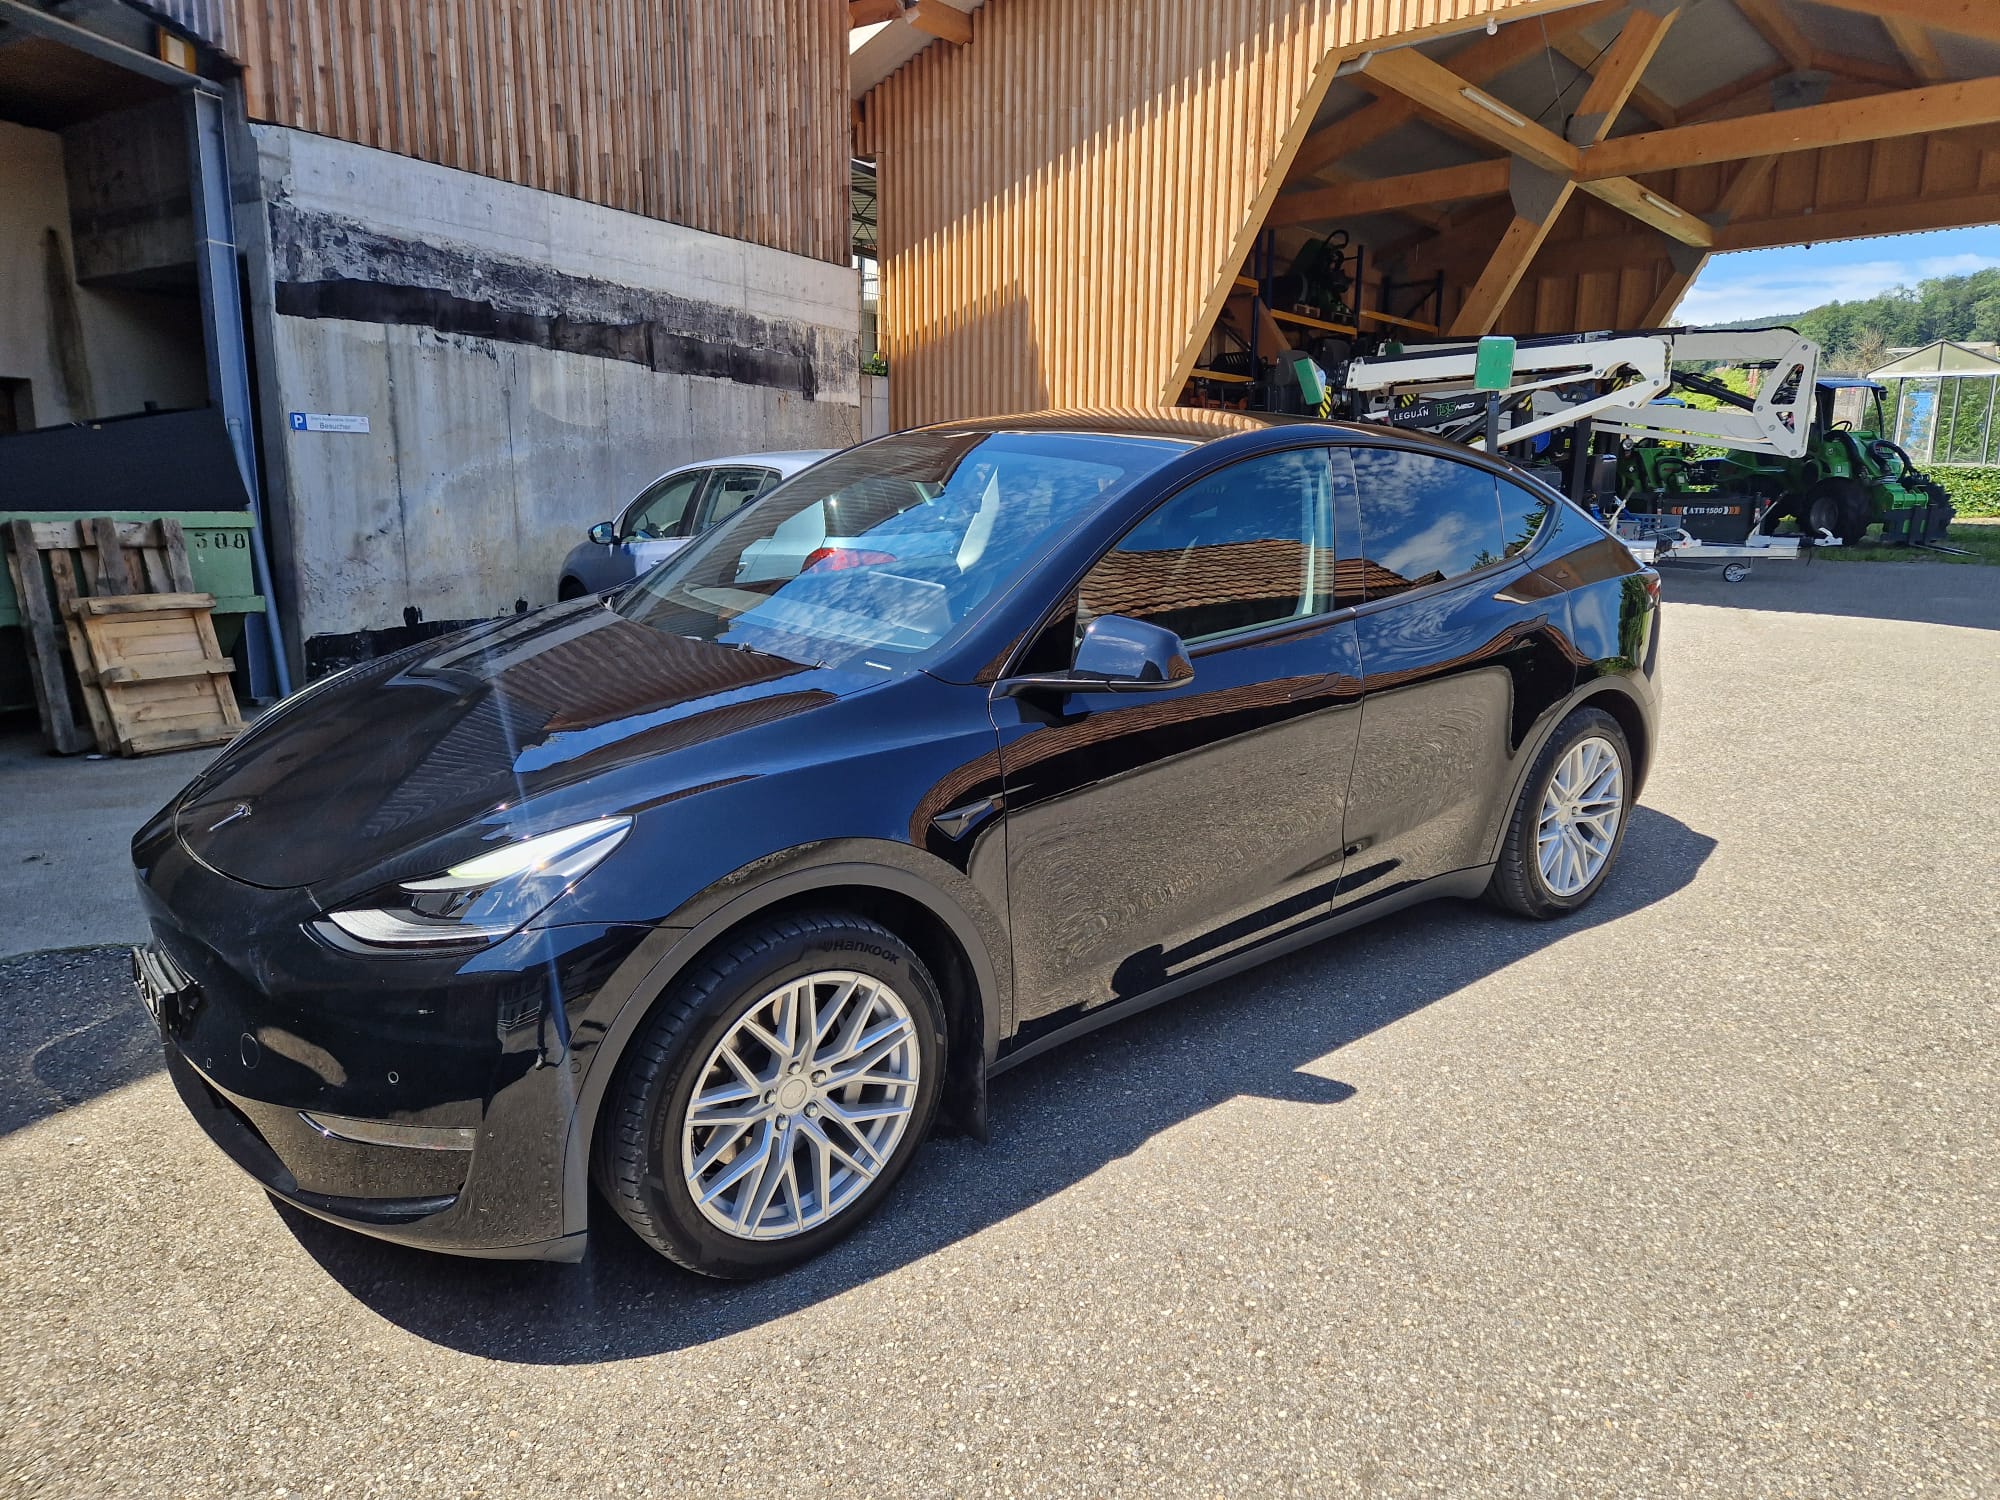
557;577;587;601
594;911;947;1278
1485;707;1634;920
1722;563;1750;584
1800;478;1868;543
1833;481;1874;545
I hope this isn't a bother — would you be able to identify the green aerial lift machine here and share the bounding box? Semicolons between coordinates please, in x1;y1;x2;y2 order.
1620;375;1957;548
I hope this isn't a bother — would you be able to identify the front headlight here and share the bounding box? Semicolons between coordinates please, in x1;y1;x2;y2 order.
321;816;632;952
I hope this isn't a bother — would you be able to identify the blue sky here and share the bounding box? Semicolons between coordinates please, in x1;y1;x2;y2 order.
1676;226;2000;324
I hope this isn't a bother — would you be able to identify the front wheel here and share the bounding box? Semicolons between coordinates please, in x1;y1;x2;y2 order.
594;912;946;1278
1486;707;1633;919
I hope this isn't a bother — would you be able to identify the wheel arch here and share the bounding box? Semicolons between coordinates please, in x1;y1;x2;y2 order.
558;856;1005;1238
1481;674;1656;870
1575;683;1651;794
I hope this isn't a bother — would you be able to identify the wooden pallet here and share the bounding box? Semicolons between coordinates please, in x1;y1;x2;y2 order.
3;517;228;755
68;591;243;757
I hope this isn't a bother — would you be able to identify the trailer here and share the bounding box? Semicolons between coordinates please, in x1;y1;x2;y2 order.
1333;326;1843;579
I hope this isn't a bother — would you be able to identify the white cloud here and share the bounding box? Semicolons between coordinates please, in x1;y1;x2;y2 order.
1678;253;2000;325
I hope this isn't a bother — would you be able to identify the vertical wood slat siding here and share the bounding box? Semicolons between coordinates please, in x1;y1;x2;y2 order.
234;0;848;266
862;0;1592;426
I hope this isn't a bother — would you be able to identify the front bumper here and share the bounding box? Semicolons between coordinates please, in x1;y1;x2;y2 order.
134;818;654;1260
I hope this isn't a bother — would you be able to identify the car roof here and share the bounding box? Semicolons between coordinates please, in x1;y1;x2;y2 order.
913;407;1309;444
708;449;835;472
902;406;1540;474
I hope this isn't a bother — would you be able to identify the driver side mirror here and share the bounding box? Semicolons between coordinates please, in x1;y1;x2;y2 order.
998;614;1193;697
588;521;617;546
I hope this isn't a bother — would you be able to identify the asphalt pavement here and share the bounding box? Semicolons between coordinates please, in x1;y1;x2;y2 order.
0;560;1994;1497
0;730;222;958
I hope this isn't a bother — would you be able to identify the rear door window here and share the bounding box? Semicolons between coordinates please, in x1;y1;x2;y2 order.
1347;447;1507;599
699;466;779;530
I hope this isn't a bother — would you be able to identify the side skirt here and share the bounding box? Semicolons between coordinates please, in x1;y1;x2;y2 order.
987;866;1494;1080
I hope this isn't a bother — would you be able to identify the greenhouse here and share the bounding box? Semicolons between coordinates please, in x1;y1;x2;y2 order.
1867;341;2000;467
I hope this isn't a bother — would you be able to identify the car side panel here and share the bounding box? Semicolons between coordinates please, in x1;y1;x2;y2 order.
994;617;1363;1041
1340;564;1582;905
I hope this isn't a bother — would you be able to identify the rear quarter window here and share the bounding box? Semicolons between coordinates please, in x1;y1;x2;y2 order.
1499;476;1554;558
1348;447;1508;598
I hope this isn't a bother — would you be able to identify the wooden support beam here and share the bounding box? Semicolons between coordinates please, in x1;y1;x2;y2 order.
1671;62;1789;125
1733;0;1812;71
1567;7;1677;146
849;0;902;25
1580;75;2000;178
1528;180;2000;279
1452;163;1577;334
1269;158;1510;225
907;0;970;45
1552;33;1676;127
1577;176;1713;245
1808;0;2000;48
1812;50;1919;89
1637;155;1776;323
1451;7;1678;336
1358;24;1708;252
1877;17;1949;82
1361;47;1581;175
1288;2;1622;183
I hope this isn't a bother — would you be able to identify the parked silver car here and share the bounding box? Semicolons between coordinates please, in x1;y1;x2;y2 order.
555;450;833;598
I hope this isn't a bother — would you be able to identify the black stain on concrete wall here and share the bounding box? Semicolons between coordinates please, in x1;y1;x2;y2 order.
268;203;839;400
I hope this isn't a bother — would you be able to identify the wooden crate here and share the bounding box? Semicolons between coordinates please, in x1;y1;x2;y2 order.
69;592;243;757
3;516;243;755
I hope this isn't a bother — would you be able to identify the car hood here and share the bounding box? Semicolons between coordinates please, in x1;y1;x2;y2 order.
175;601;863;889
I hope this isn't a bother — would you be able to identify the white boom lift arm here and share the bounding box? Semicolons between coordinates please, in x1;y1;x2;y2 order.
1340;326;1820;459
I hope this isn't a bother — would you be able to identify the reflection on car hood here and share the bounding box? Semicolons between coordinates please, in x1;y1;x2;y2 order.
175;601;862;889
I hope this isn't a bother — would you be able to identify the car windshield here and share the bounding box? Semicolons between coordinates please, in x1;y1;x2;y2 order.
615;429;1184;668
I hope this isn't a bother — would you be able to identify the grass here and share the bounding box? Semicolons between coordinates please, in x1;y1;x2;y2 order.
1821;517;2000;565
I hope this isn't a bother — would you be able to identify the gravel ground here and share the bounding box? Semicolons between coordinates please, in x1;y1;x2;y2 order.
1;563;1994;1498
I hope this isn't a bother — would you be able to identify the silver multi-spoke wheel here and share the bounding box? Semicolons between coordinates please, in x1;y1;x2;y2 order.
1536;735;1625;898
681;970;921;1242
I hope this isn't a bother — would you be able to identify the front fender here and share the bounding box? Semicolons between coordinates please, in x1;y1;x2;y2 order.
548;838;1011;1239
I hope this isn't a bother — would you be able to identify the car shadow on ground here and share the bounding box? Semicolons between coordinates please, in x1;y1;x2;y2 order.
1659;556;1998;630
278;805;1716;1365
0;946;162;1138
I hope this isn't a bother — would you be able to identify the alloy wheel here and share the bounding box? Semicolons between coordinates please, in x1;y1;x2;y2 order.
680;970;922;1241
1536;735;1624;898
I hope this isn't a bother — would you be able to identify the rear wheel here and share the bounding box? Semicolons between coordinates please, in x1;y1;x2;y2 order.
594;912;946;1278
1486;707;1633;919
557;577;587;601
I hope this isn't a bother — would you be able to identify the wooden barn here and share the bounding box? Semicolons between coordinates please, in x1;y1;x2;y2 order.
851;0;2000;429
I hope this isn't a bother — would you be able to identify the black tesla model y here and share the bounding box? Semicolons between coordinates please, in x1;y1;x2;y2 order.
134;411;1661;1278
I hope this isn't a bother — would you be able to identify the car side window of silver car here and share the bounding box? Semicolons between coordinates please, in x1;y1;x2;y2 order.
623;470;707;541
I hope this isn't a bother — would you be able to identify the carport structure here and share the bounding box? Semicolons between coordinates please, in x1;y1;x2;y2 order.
853;0;2000;428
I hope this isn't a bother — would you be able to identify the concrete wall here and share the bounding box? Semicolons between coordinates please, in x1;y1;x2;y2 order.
861;374;892;439
63;98;195;290
0;119;207;433
247;127;862;665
